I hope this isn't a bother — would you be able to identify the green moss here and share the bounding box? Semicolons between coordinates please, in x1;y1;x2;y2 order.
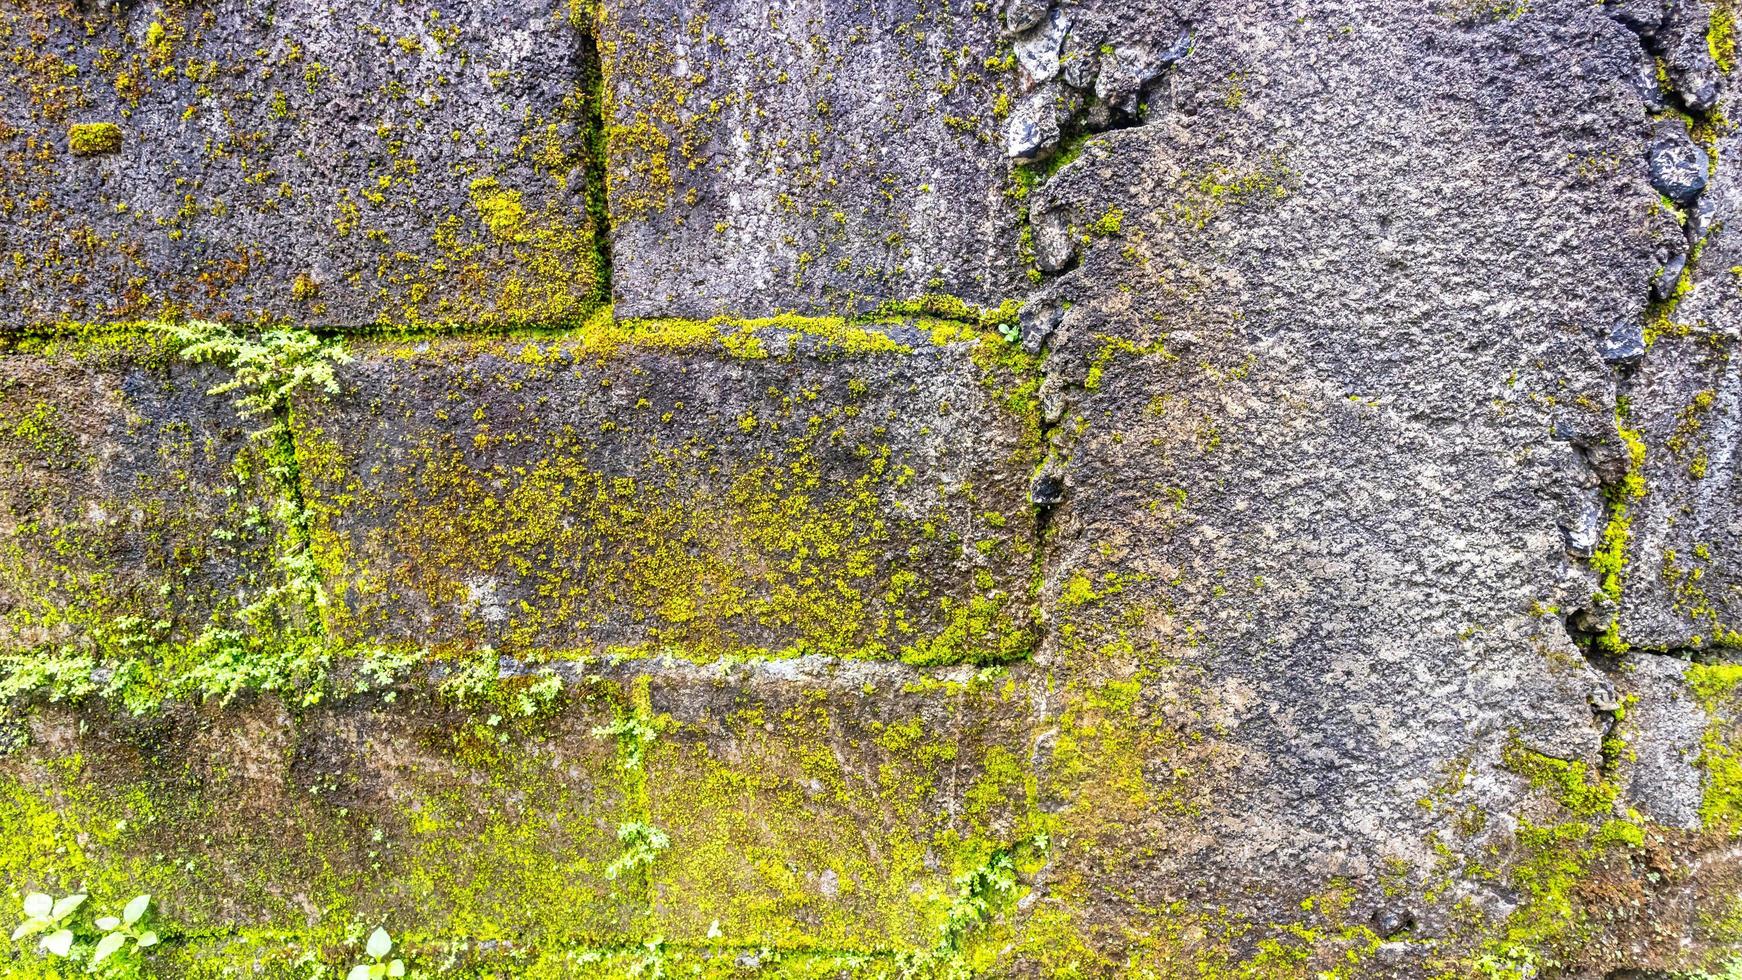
1589;420;1647;654
1478;741;1642;972
1688;663;1742;832
641;677;1042;956
66;122;121;156
1713;5;1738;74
0;687;636;971
873;295;1023;336
282;320;1036;671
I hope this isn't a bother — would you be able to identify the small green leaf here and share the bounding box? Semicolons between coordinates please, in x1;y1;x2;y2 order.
41;928;74;957
50;894;86;921
388;959;405;978
11;920;44;941
23;893;52;919
346;967;372;980
369;965;386;980
96;916;120;931
137;931;159;948
123;894;150;925
366;927;392;959
91;931;126;966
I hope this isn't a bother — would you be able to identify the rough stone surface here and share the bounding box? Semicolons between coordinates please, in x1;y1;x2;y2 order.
1618;654;1708;829
0;660;1042;971
5;0;1742;975
599;0;1025;318
293;325;1039;662
641;657;1042;949
0;0;602;329
1013;0;1735;973
1614;49;1742;653
0;334;276;650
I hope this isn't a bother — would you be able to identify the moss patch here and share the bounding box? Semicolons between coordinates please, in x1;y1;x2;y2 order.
66;122;121;156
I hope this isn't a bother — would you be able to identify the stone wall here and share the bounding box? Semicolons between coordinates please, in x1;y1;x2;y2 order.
3;0;1742;977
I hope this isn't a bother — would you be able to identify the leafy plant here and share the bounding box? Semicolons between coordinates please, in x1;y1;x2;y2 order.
604;821;670;880
897;832;1048;980
345;927;405;980
90;895;158;971
12;891;86;955
11;892;159;977
159;321;349;427
593;712;658;771
513;670;564;717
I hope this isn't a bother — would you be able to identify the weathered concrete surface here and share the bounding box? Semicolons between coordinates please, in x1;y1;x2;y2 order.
1619;325;1742;651
598;0;1024;318
0;673;631;944
1617;653;1708;830
642;657;1043;950
293;323;1039;663
0;0;601;329
0;333;277;651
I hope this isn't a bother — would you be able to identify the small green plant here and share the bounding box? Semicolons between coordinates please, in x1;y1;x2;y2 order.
897;833;1048;980
89;895;158;971
593;712;658;770
160;321;349;427
604;821;670;879
12;892;159;976
1682;956;1742;980
513;670;564;716
12;891;86;954
346;927;405;980
437;652;499;704
1474;945;1539;979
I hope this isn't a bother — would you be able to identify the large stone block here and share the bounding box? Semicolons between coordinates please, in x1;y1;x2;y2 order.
598;0;1024;318
997;0;1722;973
642;658;1042;950
1615;326;1742;650
0;659;1044;974
293;321;1040;662
0;333;278;651
1611;71;1742;652
0;0;602;329
0;674;631;954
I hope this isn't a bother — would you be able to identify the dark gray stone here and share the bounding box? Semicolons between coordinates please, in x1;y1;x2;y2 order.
599;0;1025;319
1649;121;1710;205
292;327;1039;661
0;0;602;329
1601;319;1648;364
1005;0;1052;34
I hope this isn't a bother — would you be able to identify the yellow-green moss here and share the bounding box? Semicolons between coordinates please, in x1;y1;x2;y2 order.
288;325;1034;668
1476;742;1642;972
1712;5;1738;74
1589;421;1648;654
1689;663;1742;832
66;122;122;155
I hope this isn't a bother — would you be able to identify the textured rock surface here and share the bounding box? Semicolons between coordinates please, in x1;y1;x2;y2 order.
3;0;1742;976
0;334;276;650
293;323;1039;662
599;0;1024;318
0;658;1042;972
0;0;602;328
